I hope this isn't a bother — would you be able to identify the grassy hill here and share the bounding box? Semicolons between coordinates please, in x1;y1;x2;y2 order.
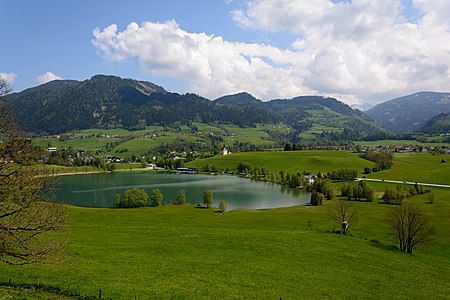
1;151;450;298
366;153;450;185
0;191;449;299
186;150;374;175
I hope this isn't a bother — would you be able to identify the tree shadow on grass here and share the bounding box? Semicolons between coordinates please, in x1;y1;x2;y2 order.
369;239;401;252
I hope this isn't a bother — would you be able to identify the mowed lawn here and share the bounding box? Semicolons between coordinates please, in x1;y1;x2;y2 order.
1;188;449;299
186;150;374;175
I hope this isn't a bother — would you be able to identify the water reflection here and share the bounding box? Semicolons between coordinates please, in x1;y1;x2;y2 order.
56;173;310;210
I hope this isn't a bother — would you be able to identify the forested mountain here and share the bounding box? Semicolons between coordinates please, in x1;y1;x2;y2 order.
366;92;450;133
6;75;277;134
421;113;450;134
215;94;385;140
5;74;383;140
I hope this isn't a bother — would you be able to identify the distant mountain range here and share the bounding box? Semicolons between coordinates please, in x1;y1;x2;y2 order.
4;75;450;139
421;113;450;134
4;75;384;140
366;92;450;133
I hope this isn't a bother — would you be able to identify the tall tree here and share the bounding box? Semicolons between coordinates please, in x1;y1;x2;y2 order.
175;189;186;205
150;189;163;206
0;79;67;264
203;189;213;208
388;204;434;254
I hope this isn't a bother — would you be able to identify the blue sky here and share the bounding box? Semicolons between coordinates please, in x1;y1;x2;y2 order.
1;0;449;105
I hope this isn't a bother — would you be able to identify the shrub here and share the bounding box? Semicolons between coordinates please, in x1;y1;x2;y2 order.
175;189;186;205
310;192;325;206
150;189;164;206
122;188;149;208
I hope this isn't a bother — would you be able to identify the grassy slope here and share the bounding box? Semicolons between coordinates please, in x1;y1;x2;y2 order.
32;124;282;155
186;150;374;175
367;153;450;184
354;140;449;147
2;151;450;298
0;192;449;299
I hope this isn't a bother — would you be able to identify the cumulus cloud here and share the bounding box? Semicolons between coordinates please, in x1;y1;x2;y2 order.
36;72;62;85
92;20;311;100
92;0;450;105
0;73;17;84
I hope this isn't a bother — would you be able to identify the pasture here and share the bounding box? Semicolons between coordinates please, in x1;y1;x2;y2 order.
2;150;449;299
0;188;449;299
186;150;374;175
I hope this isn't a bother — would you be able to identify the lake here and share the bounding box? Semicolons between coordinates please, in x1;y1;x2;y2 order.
55;173;311;210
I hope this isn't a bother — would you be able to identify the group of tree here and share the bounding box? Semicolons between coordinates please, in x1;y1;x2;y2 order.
382;184;431;205
328;168;358;181
341;181;375;202
0;80;67;264
236;162;310;188
308;179;335;201
113;188;165;208
359;151;394;170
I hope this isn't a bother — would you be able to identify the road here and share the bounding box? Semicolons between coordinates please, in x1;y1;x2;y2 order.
355;178;450;189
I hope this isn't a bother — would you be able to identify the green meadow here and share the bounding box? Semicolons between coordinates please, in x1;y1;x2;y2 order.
366;153;450;185
1;150;450;299
186;150;374;175
1;189;449;299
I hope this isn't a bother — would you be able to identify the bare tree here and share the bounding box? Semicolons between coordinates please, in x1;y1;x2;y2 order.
329;199;357;234
388;204;434;254
0;79;67;264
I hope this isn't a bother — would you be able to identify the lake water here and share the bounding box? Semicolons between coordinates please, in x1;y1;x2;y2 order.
55;173;310;210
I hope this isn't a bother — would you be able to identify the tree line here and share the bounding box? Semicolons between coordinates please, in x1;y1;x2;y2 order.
113;188;226;212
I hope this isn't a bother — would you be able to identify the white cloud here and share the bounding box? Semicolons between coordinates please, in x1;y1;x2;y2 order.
92;20;311;100
0;73;17;84
92;0;450;105
36;72;62;84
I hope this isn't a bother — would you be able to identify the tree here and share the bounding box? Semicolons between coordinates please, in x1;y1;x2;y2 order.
237;162;251;174
175;189;186;205
123;188;148;207
219;200;227;212
0;80;67;264
203;189;213;208
388;204;434;254
150;189;163;206
329;199;357;235
113;193;122;207
309;192;324;206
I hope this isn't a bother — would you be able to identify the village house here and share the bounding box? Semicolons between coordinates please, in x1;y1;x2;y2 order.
219;147;230;155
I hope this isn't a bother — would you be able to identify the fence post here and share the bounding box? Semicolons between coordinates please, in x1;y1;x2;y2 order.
98;289;102;298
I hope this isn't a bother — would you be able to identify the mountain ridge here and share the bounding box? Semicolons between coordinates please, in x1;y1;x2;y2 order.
366;91;450;133
4;74;384;140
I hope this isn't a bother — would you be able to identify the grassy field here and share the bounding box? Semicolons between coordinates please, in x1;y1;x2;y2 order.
366;153;450;185
33;137;121;153
186;150;374;175
31;123;284;155
353;139;449;147
2;151;449;299
0;187;449;299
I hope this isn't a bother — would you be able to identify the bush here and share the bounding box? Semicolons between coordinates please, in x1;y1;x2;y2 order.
219;200;227;212
309;179;335;200
203;189;214;208
122;188;149;208
150;189;164;206
175;189;186;205
310;192;325;206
